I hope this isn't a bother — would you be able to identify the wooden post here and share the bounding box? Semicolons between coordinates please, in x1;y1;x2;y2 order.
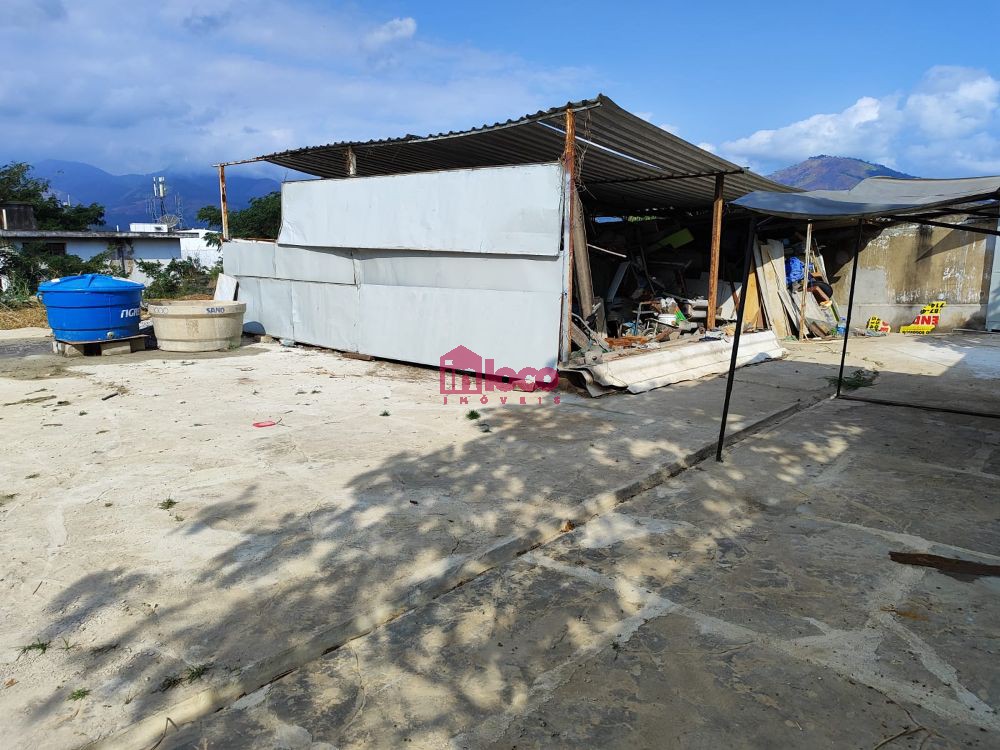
346;146;357;176
217;164;229;241
562;108;577;361
707;173;725;329
798;222;813;340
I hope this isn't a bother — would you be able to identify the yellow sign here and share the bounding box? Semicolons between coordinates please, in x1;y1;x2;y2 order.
900;301;946;334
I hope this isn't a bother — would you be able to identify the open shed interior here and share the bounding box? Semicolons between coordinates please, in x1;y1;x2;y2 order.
229;95;797;371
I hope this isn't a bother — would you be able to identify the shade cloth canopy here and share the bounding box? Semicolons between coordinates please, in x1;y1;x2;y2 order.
733;175;1000;219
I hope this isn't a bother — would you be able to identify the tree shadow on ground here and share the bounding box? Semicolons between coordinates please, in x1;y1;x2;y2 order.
9;341;998;748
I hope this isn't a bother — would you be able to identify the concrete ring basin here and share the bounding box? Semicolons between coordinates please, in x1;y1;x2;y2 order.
147;299;247;352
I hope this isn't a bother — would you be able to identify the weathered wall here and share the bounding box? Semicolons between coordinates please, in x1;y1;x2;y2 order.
824;216;995;331
71;238;182;284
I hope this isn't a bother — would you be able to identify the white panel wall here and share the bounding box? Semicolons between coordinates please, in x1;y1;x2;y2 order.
225;163;567;368
279;163;564;256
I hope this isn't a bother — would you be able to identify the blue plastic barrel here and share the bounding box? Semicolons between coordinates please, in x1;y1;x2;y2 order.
38;274;144;342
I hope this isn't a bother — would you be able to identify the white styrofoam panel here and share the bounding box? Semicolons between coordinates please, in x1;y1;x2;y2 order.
290;281;360;351
275;245;356;284
357;284;561;369
279;162;564;256
355;249;564;293
237;277;294;339
223;240;276;278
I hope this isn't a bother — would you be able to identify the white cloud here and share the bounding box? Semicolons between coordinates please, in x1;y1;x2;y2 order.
0;2;590;173
905;66;1000;138
720;66;1000;176
363;17;417;50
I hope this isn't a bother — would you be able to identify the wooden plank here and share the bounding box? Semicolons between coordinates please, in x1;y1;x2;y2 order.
754;241;790;338
571;189;595;318
560;108;576;364
743;264;763;330
798;222;812;341
707;174;725;328
889;551;1000;578
764;239;800;335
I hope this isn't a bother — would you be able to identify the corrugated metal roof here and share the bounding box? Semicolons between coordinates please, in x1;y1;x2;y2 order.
247;95;794;212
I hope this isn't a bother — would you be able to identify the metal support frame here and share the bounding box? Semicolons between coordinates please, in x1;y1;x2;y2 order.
717;203;1000;456
589;168;745;186
884;215;1000;238
834;220;864;397
715;216;757;462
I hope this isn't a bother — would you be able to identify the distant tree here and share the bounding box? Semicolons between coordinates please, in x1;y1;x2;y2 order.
196;191;281;245
0;162;109;294
0;161;105;230
196;204;222;230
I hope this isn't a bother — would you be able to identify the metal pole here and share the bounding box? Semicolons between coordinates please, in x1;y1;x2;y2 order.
218;164;230;241
835;220;865;398
716;216;758;462
798;222;812;341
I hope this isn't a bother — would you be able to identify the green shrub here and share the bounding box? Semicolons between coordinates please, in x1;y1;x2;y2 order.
137;257;222;299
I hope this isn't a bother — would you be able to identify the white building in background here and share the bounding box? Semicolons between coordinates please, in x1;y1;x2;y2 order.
0;223;221;285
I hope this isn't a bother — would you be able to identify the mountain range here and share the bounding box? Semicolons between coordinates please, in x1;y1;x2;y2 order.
25;154;914;228
768;155;914;190
31;159;282;230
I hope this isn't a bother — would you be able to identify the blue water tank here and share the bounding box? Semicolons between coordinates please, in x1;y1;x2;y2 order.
38;274;144;342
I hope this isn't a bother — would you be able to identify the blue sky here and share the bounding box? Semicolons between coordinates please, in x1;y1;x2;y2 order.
5;0;1000;177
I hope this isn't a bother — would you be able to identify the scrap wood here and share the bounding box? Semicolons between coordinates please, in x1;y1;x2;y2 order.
606;335;648;348
889;551;1000;577
341;351;373;361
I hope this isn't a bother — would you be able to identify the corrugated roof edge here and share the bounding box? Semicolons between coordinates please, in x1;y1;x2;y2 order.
244;96;605;163
231;94;791;191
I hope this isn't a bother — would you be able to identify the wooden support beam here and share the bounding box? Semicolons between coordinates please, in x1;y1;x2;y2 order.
217;164;230;241
798;222;812;341
707;173;725;329
561;108;577;362
572;189;595;320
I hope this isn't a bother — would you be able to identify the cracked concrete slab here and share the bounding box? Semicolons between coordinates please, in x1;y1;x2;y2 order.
162;395;999;750
0;336;829;748
3;332;998;748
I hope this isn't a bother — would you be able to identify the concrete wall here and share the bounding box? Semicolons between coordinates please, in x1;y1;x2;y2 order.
69;238;182;284
824;216;996;331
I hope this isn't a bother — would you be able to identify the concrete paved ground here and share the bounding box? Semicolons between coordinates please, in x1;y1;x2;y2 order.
165;397;1000;750
0;332;825;748
1;329;997;747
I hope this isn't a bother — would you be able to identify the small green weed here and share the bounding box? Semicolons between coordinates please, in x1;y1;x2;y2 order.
60;638;78;652
379;410;390;417
185;663;211;683
826;368;878;390
19;640;50;656
466;409;481;420
155;674;184;692
157;498;178;510
68;688;90;701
